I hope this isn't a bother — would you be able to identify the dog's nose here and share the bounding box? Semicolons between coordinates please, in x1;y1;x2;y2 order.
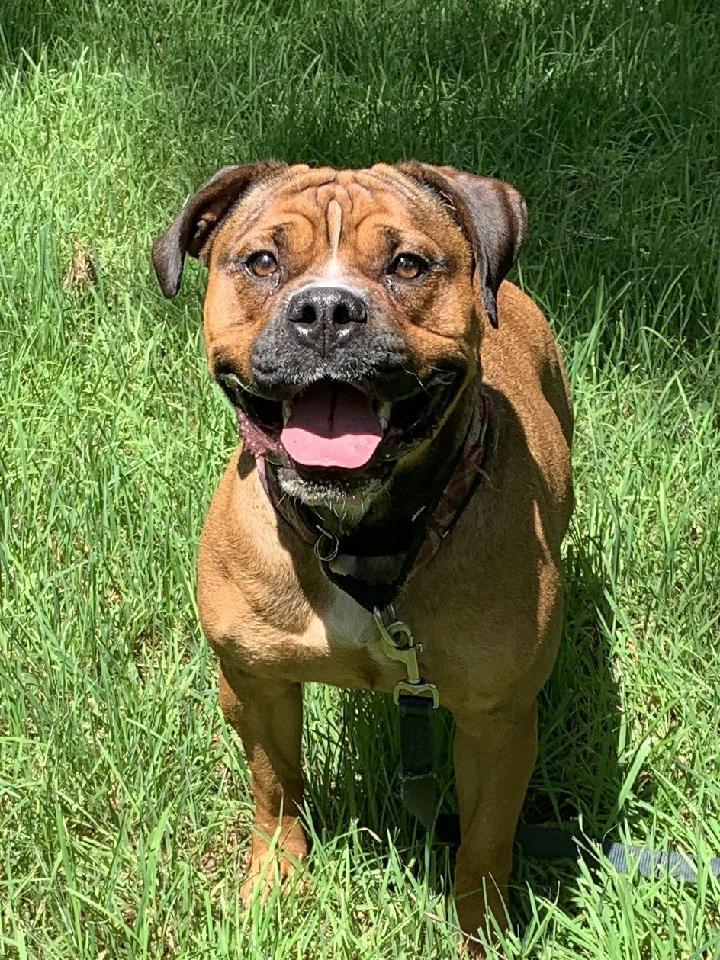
286;286;367;354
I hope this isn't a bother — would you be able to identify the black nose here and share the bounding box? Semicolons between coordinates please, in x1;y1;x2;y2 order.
286;286;368;355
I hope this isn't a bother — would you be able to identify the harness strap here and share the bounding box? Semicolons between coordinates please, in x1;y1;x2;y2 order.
253;390;492;836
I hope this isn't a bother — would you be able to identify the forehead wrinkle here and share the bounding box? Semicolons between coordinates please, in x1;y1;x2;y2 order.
336;168;372;194
271;210;317;231
361;167;461;230
357;168;420;203
351;170;388;195
228;172;320;239
281;167;338;197
326;199;343;257
273;214;315;254
363;167;468;248
247;210;316;244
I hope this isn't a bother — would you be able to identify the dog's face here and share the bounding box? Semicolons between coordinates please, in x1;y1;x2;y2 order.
153;163;526;514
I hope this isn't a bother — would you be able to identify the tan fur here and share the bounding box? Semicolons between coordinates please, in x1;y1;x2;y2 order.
179;165;573;949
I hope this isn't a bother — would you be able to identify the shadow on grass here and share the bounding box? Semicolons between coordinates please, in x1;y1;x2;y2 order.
514;534;623;920
5;0;717;342
0;0;80;63
6;0;719;336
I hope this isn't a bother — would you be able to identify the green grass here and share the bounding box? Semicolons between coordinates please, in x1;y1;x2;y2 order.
1;0;719;956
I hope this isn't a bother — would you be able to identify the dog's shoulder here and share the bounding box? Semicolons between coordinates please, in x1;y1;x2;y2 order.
480;282;573;539
483;281;573;447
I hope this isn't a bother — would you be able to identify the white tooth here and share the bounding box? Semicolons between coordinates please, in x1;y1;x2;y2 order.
378;402;392;430
220;372;242;390
282;401;292;425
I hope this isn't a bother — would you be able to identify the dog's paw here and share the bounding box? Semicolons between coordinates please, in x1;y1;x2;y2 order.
239;830;308;905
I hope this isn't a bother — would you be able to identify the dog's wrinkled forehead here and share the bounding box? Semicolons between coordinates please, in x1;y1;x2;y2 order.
153;161;526;328
217;164;465;272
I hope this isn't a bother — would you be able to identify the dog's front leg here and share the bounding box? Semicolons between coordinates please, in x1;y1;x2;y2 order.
218;663;307;902
452;702;537;951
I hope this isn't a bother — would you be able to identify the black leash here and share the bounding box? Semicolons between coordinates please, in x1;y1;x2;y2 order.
515;824;720;880
396;695;720;882
397;693;460;845
396;699;720;881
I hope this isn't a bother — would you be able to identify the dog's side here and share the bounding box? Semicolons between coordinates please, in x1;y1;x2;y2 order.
153;162;573;945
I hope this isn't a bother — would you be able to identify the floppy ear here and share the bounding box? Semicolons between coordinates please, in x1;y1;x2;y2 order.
396;162;527;328
151;161;286;298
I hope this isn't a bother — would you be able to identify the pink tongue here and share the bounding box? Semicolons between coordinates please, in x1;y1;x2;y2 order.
281;382;383;469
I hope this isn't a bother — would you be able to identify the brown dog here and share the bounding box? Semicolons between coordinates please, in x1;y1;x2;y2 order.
152;162;573;944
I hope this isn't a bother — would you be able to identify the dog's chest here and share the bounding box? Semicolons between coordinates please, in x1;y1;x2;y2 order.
319;587;374;647
254;587;402;692
315;588;401;683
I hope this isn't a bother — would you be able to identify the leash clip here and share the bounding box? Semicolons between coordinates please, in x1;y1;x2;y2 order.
393;679;440;708
373;606;439;707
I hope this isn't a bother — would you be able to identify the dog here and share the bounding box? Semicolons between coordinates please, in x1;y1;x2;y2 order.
152;162;573;946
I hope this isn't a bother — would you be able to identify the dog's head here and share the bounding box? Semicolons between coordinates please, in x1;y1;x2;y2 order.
153;163;526;515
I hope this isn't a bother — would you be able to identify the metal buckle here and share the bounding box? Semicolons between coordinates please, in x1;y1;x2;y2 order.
373;606;439;708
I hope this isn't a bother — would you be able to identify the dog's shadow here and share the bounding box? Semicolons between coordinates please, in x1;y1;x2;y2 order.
515;529;624;915
302;530;623;918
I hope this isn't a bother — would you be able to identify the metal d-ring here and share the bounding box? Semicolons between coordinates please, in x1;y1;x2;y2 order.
314;526;340;562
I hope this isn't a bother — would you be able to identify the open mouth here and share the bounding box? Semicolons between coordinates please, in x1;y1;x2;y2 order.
216;371;460;472
282;381;386;469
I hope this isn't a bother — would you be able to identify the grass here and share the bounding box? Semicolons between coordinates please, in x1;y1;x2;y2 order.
0;0;719;955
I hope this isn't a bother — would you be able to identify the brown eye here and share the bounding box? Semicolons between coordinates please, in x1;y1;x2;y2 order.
390;253;428;280
246;250;278;278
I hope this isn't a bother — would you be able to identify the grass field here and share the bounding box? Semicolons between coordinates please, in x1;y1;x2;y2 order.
1;0;719;956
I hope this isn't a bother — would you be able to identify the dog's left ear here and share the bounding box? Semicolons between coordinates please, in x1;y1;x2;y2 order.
152;161;286;298
397;162;527;328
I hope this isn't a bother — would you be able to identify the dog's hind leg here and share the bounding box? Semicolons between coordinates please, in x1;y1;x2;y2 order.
452;702;537;952
218;664;308;903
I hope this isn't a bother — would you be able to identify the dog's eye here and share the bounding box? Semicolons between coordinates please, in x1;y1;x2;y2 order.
246;251;279;278
389;253;428;280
